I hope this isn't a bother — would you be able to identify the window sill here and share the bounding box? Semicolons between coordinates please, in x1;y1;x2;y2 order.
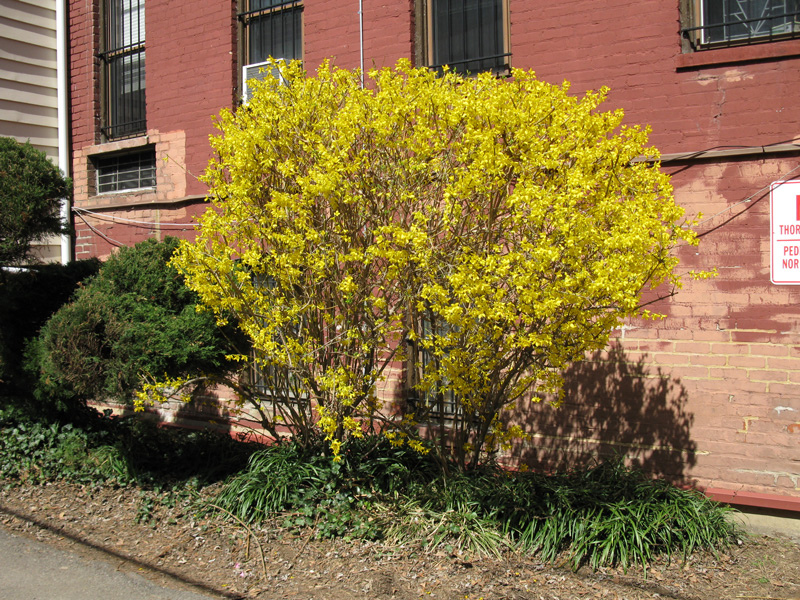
85;135;150;157
94;187;156;197
676;38;800;69
83;188;159;210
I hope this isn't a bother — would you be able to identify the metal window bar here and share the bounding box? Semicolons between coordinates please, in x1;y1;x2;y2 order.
249;349;306;401
429;0;509;75
96;149;156;194
682;0;800;48
417;317;460;420
248;274;307;406
239;0;303;64
249;352;305;399
99;0;146;139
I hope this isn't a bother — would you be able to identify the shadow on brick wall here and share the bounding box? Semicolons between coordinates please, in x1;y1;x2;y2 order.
109;385;239;439
170;387;240;436
511;343;696;484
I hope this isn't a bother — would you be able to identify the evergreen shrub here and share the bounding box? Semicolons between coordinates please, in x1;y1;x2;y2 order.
26;237;239;413
0;136;71;266
0;259;101;412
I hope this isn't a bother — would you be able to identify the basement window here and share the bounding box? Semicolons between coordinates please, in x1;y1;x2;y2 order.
407;315;461;421
95;148;156;194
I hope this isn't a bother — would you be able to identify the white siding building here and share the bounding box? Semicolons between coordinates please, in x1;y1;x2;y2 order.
0;0;69;263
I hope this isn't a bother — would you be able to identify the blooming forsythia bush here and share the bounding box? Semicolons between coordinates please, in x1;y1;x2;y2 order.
173;59;696;467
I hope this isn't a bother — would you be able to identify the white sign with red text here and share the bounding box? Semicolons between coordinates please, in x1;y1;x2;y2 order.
771;180;800;285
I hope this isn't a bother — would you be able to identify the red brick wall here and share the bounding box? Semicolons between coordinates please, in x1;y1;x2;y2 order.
509;0;800;154
304;0;414;72
518;155;800;497
146;0;236;196
73;203;206;259
67;0;800;499
69;0;236;258
68;0;100;149
496;0;800;499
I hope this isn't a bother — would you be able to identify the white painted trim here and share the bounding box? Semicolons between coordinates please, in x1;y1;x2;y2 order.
56;0;71;264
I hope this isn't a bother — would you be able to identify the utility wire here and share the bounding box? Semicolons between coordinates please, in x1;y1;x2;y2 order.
692;162;800;238
73;210;124;248
72;206;198;228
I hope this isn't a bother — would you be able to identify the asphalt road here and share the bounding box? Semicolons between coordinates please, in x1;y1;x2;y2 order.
0;525;220;600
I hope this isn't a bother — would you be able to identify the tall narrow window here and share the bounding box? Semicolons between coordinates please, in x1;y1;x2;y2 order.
100;0;146;139
408;315;460;421
239;0;302;101
683;0;800;48
425;0;510;75
247;274;307;404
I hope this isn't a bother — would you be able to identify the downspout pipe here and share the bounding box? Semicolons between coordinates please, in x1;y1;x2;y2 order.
56;0;71;264
359;0;364;87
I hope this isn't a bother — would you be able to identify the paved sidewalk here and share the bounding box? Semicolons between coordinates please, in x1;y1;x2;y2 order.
0;525;221;600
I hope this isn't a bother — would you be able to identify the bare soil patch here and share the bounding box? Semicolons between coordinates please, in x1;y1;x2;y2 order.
1;480;798;600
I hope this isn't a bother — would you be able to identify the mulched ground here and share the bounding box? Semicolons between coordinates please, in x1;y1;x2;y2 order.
1;480;799;600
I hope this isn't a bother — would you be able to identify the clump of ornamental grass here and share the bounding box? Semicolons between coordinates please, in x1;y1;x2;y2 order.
212;439;331;522
212;437;740;570
213;435;443;539
495;460;739;571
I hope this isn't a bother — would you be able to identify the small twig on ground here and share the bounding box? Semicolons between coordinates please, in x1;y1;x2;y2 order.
208;503;269;583
289;516;319;567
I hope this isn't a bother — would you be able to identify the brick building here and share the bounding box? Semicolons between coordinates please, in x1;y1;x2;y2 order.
67;0;800;517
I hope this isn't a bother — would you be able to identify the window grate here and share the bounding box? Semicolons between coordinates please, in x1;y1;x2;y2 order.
683;0;800;48
100;0;146;139
410;316;461;421
239;0;303;65
95;149;156;194
428;0;510;75
247;273;308;404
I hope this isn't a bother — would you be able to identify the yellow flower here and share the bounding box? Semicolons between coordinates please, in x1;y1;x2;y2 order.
174;59;697;467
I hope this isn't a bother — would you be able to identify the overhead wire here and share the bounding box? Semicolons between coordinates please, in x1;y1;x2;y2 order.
73;210;124;248
72;206;199;228
689;161;800;239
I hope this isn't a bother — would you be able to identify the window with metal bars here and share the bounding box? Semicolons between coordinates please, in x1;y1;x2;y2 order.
682;0;800;48
247;274;308;406
239;1;302;101
425;0;510;75
248;351;307;405
408;316;461;421
100;0;146;140
239;0;302;65
95;148;155;194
